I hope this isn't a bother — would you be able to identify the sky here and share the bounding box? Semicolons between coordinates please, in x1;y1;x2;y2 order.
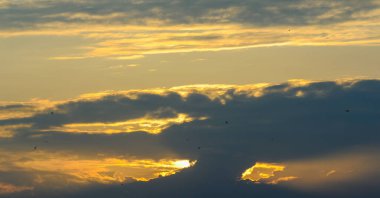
0;0;380;197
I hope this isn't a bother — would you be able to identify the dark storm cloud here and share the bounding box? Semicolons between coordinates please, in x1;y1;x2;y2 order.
0;0;377;29
1;79;380;197
0;92;218;128
2;79;380;159
2;130;174;159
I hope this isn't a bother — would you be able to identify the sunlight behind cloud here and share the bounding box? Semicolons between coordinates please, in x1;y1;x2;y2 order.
0;19;379;60
241;162;291;184
241;148;380;191
0;150;195;186
0;0;379;197
47;113;202;134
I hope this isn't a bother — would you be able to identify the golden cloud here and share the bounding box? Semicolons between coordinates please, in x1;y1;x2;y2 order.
47;113;205;134
0;150;195;186
0;11;378;60
241;162;292;184
241;148;380;191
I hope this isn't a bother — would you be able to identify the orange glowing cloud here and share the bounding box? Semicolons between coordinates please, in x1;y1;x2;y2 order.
17;157;195;183
0;150;196;186
0;19;378;60
241;162;295;184
241;148;380;191
47;113;204;134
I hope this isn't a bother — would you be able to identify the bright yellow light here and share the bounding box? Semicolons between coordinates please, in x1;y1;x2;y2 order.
173;160;192;168
0;150;196;185
241;162;286;183
16;157;196;184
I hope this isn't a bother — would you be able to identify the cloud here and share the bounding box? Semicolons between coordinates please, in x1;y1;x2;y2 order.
1;79;380;197
0;0;377;28
278;148;380;193
241;148;380;194
0;0;379;59
0;183;33;195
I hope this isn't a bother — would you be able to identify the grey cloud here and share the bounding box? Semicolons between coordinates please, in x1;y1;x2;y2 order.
2;79;380;160
2;130;175;159
0;92;216;128
1;79;380;197
0;0;377;29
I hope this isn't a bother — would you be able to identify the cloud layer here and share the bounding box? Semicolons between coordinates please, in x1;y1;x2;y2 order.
0;0;379;59
1;79;380;197
0;0;377;27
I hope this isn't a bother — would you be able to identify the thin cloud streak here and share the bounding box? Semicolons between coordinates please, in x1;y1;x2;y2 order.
0;0;378;59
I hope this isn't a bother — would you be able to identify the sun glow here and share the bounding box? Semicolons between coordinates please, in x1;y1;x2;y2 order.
3;150;196;184
173;160;196;169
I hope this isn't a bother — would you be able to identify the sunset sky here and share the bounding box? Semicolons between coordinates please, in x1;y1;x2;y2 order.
0;0;380;197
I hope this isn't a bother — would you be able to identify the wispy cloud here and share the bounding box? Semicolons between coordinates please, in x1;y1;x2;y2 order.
0;0;378;59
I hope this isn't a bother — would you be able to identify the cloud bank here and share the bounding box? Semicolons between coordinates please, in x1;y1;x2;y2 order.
1;79;380;197
0;0;377;27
